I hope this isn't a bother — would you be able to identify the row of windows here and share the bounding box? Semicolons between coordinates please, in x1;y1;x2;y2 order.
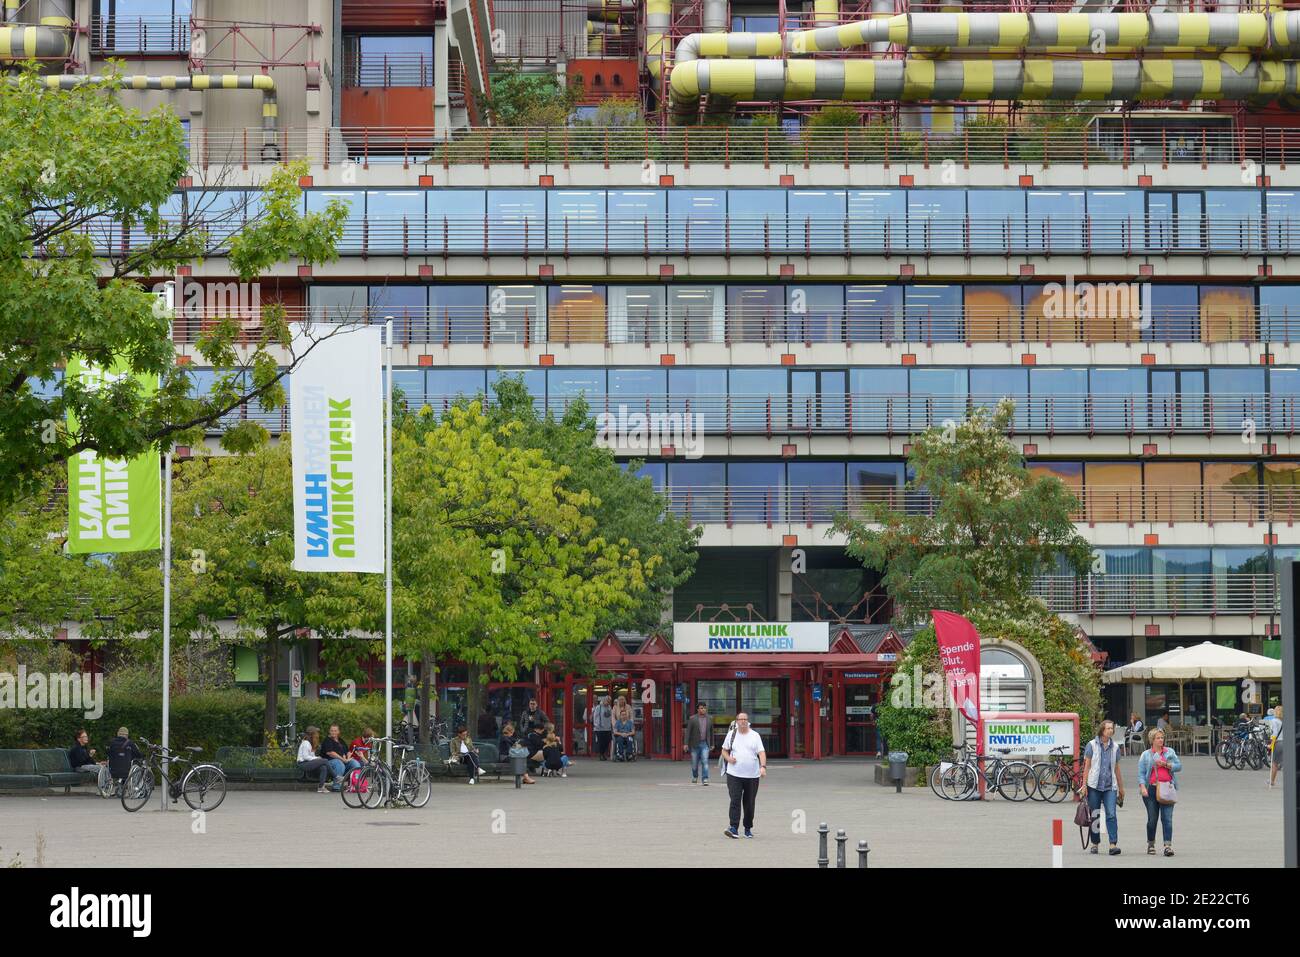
141;186;1300;255
303;281;1300;344
624;459;1300;524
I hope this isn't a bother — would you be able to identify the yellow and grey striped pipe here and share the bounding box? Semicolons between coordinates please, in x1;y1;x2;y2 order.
30;74;280;142
813;1;840;30
675;12;1300;60
0;24;71;59
670;56;1300;105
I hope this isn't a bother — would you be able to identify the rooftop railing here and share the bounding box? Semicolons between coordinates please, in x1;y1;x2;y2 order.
187;124;1300;169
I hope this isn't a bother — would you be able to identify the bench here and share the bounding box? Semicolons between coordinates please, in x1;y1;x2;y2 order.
411;742;507;781
214;747;321;786
0;749;100;793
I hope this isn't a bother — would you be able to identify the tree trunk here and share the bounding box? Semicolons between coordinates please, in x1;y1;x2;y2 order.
264;629;280;742
418;657;433;745
466;663;484;738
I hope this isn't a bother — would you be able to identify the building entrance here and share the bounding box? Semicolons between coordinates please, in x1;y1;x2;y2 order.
694;678;789;758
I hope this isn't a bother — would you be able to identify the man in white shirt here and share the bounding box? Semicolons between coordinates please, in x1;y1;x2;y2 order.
721;713;766;839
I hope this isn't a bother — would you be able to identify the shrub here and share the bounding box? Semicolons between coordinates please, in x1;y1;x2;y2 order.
0;687;396;756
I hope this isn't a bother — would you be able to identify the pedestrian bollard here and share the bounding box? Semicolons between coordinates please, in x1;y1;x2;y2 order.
835;829;847;868
857;839;870;868
817;823;830;868
1052;819;1063;868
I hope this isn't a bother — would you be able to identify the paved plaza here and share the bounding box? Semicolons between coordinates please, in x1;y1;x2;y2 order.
0;756;1283;868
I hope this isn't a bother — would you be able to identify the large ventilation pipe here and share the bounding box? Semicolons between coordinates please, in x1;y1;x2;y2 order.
678;12;1300;60
33;74;281;159
668;11;1300;118
1;0;72;61
670;56;1300;105
812;1;840;29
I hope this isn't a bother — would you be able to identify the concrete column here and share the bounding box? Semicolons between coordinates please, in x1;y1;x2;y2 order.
775;547;794;620
1129;634;1147;719
434;19;450;137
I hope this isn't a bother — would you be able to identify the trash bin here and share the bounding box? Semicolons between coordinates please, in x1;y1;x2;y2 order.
887;751;909;792
509;745;529;789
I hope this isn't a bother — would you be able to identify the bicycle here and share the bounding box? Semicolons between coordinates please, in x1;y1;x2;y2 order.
1032;746;1083;803
272;722;296;750
120;738;227;813
344;736;431;809
1215;720;1270;771
939;747;1037;801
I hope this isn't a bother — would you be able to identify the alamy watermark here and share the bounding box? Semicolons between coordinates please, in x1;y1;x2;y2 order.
1041;277;1152;331
0;667;104;719
596;405;706;458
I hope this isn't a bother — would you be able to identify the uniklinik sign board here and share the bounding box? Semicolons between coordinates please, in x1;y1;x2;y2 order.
981;719;1077;756
673;623;830;653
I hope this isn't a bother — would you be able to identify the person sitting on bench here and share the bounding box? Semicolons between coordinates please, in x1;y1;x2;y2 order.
68;729;110;792
454;727;485;784
296;727;331;793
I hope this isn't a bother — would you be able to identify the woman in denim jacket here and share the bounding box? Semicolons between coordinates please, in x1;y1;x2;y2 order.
1137;727;1183;857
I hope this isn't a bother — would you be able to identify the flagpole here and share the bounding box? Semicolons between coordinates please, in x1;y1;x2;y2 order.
385;318;394;766
160;278;176;812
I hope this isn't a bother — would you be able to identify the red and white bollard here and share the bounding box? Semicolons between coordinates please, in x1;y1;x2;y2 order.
1052;819;1064;868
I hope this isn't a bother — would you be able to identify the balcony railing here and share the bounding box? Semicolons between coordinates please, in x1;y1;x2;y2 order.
187;125;1300;168
203;391;1300;437
90;16;191;55
342;53;435;88
1031;574;1278;616
169;305;1299;348
79;214;1300;260
661;485;1300;527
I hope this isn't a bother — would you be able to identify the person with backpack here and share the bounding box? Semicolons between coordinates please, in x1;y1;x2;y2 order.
720;713;766;840
1080;718;1126;856
1137;727;1182;857
107;727;142;790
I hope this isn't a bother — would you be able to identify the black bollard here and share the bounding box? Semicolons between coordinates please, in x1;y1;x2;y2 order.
858;839;870;868
817;823;829;868
835;829;847;868
515;771;522;789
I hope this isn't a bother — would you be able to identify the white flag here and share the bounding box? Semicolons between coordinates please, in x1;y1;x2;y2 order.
290;325;384;573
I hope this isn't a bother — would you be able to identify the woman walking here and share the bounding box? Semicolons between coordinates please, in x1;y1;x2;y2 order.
1080;718;1125;856
1138;727;1182;857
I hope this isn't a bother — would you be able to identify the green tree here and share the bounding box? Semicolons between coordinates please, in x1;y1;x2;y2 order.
0;69;348;510
392;399;660;733
833;399;1094;625
101;445;380;737
477;64;582;127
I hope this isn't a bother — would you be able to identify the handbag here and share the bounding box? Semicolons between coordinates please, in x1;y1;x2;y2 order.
1073;797;1093;828
1156;779;1178;805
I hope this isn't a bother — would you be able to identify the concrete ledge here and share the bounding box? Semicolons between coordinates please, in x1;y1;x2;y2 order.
873;763;925;787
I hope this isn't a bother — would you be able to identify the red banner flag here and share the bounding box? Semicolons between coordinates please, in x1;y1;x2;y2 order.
931;610;981;727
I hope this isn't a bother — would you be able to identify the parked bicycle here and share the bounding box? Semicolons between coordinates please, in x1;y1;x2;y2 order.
1032;746;1084;803
937;746;1037;801
120;739;227;813
1214;719;1271;771
343;735;431;809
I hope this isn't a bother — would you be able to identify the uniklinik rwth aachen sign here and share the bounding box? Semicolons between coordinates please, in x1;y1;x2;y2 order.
981;720;1076;755
673;622;830;653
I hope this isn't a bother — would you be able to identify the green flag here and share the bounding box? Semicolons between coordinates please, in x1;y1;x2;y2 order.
66;356;162;554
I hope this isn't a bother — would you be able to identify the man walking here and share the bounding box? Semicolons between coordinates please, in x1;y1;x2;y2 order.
721;713;765;839
684;702;712;785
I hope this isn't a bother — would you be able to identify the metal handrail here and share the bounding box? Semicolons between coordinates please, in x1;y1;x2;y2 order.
186;124;1300;167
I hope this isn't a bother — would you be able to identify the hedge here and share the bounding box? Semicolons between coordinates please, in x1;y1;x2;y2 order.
0;687;397;755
